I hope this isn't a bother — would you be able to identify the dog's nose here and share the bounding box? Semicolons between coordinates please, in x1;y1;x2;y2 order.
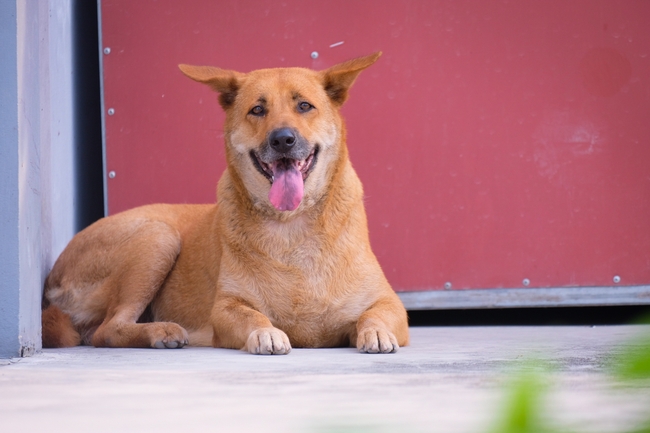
269;128;296;154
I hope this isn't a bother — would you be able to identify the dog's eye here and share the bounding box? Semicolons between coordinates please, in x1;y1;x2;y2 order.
249;105;265;116
297;102;314;113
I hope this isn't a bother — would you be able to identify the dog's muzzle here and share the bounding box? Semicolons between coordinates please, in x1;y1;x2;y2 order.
268;127;297;155
250;128;319;212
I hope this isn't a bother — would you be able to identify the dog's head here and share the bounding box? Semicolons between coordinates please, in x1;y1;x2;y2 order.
179;53;381;213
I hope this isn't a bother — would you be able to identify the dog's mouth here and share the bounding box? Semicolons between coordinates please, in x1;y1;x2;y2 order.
250;147;319;211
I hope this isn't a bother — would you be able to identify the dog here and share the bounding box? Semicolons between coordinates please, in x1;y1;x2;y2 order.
41;52;409;354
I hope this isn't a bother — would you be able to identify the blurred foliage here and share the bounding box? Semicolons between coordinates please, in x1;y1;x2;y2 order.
487;317;650;433
611;315;650;383
626;420;650;433
310;320;650;433
486;364;563;433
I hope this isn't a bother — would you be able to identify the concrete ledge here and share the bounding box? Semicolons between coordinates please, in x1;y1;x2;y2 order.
2;326;649;433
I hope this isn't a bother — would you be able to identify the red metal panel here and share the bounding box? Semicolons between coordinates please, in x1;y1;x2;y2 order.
101;0;650;292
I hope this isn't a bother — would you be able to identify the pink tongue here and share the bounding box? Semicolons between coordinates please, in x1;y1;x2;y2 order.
268;165;304;211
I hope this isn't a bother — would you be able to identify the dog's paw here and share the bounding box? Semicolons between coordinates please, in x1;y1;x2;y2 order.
357;327;399;354
149;322;189;349
245;327;291;355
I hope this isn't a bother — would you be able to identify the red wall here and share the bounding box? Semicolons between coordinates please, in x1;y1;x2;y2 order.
101;0;650;291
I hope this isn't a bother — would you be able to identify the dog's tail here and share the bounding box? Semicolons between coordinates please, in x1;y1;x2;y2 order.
42;304;81;348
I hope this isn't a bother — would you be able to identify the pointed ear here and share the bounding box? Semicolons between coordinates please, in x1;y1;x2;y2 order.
320;52;382;106
178;64;245;110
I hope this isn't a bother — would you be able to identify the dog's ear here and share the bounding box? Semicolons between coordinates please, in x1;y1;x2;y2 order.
179;64;244;110
320;52;382;106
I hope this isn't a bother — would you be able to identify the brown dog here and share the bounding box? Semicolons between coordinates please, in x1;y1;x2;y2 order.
41;52;409;354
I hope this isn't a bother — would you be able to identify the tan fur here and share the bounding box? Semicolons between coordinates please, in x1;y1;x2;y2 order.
42;52;409;354
42;305;81;348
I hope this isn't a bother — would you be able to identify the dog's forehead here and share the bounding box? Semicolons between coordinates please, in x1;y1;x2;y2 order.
240;67;324;101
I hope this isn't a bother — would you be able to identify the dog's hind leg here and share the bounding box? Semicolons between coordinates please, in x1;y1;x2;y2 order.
90;222;189;349
42;304;82;348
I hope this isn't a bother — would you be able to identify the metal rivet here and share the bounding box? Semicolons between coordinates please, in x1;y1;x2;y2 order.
613;275;621;284
311;51;319;59
108;171;116;179
103;47;111;55
522;278;530;286
443;282;452;290
108;108;115;115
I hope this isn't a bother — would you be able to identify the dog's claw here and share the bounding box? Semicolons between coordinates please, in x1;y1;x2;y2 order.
246;327;291;355
153;339;186;349
149;322;189;349
357;328;399;354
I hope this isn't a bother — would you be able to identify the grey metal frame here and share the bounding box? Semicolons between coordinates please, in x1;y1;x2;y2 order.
97;0;109;216
398;285;650;310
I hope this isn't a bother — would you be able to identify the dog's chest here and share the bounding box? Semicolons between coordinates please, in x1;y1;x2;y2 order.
257;259;367;347
260;218;325;267
269;294;360;348
243;218;369;346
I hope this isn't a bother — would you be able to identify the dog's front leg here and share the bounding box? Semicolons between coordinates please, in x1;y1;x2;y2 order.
211;296;291;355
355;296;410;354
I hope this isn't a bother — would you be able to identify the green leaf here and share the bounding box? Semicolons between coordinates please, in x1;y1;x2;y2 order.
486;364;560;433
612;315;650;382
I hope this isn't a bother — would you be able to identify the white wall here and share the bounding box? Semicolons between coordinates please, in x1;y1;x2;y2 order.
0;0;21;359
0;0;76;358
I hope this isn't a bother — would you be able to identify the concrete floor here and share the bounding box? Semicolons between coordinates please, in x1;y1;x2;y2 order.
1;326;649;433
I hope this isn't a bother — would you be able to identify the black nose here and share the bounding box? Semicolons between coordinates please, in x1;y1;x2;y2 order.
269;128;296;154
